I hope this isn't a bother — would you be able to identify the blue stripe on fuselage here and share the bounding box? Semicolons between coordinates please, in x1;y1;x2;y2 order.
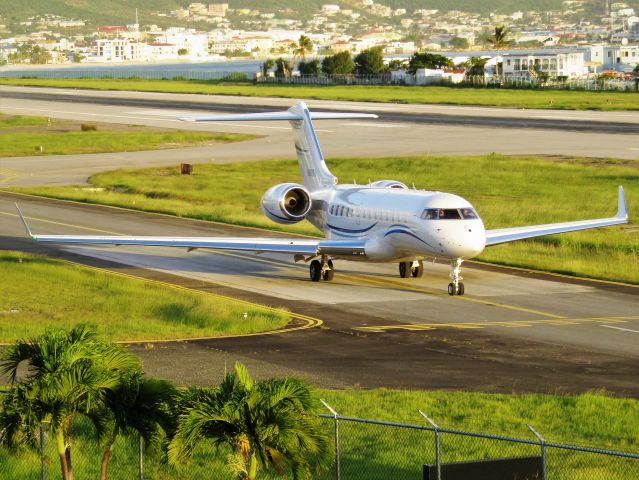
327;222;378;236
384;229;434;248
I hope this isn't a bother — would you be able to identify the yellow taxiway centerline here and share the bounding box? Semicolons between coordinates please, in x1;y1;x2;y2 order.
1;206;633;326
354;315;639;333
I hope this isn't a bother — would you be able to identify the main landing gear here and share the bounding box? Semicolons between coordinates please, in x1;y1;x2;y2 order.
310;258;334;282
399;260;423;278
448;258;465;296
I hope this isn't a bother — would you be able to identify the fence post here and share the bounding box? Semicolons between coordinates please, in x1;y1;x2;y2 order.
321;400;340;480
138;434;144;480
527;424;546;480
40;424;46;480
419;411;441;480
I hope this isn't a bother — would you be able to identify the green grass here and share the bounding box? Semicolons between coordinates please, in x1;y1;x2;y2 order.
11;154;639;284
1;77;638;110
0;129;254;157
1;389;636;479
0;251;289;343
0;113;49;128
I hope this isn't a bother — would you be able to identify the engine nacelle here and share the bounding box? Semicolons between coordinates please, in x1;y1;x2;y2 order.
261;183;312;224
369;180;409;189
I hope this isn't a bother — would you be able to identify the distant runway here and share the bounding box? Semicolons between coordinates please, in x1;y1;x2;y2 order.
2;85;638;134
0;85;638;188
2;193;638;395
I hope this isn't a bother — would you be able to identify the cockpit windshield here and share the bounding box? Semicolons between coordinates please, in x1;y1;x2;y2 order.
421;208;478;220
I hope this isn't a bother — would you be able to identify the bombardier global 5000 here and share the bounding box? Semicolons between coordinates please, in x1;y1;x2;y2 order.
17;102;628;296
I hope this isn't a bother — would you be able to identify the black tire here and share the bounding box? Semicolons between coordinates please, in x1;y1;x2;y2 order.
310;260;322;282
411;261;424;278
399;262;411;278
447;283;456;296
457;282;465;296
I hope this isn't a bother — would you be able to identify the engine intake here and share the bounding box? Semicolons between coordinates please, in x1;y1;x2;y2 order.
370;180;408;189
261;183;312;224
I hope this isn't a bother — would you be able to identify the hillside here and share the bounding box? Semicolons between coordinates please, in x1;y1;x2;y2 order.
1;0;636;26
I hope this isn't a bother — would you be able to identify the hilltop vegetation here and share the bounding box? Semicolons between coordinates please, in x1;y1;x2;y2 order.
2;0;637;26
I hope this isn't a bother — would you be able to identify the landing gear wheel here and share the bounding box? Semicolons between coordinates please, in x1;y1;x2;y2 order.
457;282;465;296
399;262;411;278
322;260;335;281
448;283;456;296
310;260;322;282
411;261;424;278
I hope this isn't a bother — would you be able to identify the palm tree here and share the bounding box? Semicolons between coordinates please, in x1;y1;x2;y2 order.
293;35;313;61
92;372;176;480
0;325;138;480
486;26;513;79
169;362;332;480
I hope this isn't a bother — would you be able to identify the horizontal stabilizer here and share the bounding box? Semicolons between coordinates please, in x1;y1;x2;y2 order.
180;111;378;122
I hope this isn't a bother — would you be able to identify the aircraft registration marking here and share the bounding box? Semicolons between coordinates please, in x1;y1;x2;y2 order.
354;315;639;333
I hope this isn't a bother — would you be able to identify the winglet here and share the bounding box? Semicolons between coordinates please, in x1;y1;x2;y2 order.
617;185;628;220
15;203;34;238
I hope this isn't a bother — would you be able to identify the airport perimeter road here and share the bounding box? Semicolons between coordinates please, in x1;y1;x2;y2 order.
2;193;638;395
0;86;638;187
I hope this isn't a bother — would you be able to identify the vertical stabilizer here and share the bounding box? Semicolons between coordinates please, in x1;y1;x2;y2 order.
287;102;336;191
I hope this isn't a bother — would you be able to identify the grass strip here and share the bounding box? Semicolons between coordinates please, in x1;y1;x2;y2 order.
0;389;636;479
0;251;289;343
11;154;638;284
0;130;254;157
1;77;638;111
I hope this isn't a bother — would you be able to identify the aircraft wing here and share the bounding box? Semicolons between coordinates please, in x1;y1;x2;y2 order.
15;205;365;257
485;186;628;246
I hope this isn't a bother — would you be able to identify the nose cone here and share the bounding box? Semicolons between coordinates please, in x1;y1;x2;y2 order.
441;222;486;259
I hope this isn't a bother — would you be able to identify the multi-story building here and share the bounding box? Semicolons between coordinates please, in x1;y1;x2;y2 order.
588;44;639;71
502;51;588;78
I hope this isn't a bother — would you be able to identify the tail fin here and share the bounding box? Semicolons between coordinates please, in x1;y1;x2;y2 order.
180;101;377;191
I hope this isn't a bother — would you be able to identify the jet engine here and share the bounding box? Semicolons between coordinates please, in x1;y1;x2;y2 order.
261;183;312;224
370;180;409;189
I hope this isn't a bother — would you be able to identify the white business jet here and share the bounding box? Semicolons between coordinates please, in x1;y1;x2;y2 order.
16;102;628;296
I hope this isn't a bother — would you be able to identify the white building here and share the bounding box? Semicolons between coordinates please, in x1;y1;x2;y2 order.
321;4;340;15
502;51;588;78
587;44;639;71
164;30;208;56
93;38;136;61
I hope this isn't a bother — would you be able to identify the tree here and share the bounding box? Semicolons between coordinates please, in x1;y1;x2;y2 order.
293;35;313;61
298;59;320;76
178;48;188;56
93;373;176;480
321;51;355;75
450;37;469;49
261;58;275;76
169;362;332;480
7;42;51;64
485;26;513;78
407;52;453;74
0;325;138;480
462;56;488;77
354;46;386;75
387;59;407;71
274;57;293;78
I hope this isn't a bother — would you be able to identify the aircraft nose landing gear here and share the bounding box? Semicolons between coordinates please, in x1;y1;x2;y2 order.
310;258;334;282
448;258;465;296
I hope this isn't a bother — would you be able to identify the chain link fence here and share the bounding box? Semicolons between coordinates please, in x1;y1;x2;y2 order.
1;399;637;479
2;67;637;91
